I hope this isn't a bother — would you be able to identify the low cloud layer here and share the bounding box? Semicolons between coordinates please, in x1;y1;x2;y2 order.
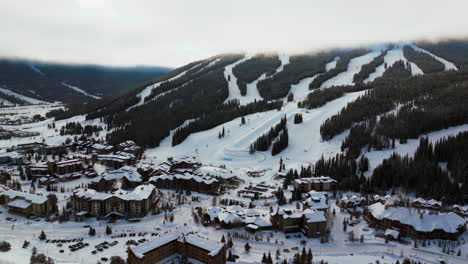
1;0;467;67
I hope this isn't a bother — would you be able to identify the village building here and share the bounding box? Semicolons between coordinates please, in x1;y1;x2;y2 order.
203;206;272;231
117;140;143;157
89;143;114;154
149;172;220;194
303;191;329;213
16;142;45;153
411;198;442;210
0;189;53;217
338;195;367;208
127;232;226;264
365;202;466;240
270;207;327;238
89;166;143;192
94;153;135;169
71;184;157;219
451;204;468;217
293;176;337;193
0;151;24;165
28;159;84;182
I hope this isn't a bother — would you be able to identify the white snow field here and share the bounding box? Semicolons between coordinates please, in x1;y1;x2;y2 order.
0;104;107;151
126;62;202;111
321;50;383;88
146;90;366;175
365;46;424;83
0;87;49;105
409;44;458;71
61;82;101;99
223;55;254;104
325;56;339;72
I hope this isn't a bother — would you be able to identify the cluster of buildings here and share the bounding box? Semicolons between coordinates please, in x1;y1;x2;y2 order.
204;205;272;230
127;231;226;264
147;156;236;194
365;202;466;240
203;190;330;239
237;183;277;200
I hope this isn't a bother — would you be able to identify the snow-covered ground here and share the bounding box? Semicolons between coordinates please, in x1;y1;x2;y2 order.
0;87;49;105
0;104;106;151
145;91;365;177
325;56;339;72
61;83;101;100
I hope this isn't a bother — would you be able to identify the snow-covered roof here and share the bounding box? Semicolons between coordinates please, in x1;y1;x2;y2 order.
149;172;218;185
91;166;142;183
8;199;32;209
303;209;326;223
304;196;328;211
130;232;223;259
294;176;336;184
130;231;182;259
1;190;48;204
385;229;400;239
73;184;154;201
368;203;465;233
196;166;236;179
184;234;223;256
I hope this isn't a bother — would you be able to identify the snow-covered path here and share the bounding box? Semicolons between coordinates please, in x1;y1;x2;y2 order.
61;82;101;99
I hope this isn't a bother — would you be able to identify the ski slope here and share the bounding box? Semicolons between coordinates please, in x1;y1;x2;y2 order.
145;90;366;173
409;44;458;71
363;124;468;177
365;46;424;83
321;51;383;88
61;82;101;99
223;55;254;104
325;56;340;71
127;62;202;111
0;87;49;105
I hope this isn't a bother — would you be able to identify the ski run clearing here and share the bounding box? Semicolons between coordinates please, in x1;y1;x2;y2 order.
61;82;101;100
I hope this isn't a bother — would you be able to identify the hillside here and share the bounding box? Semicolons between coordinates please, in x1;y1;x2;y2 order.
48;39;468;203
0;59;170;104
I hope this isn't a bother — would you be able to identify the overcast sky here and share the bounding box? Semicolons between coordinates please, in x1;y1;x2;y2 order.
1;0;467;68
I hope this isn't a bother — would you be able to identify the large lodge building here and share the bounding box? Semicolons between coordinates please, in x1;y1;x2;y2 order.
28;159;84;182
128;232;226;264
0;188;53;217
293;176;337;193
71;184;157;219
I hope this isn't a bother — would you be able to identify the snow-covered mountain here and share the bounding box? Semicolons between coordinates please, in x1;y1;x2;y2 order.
0;59;170;104
57;40;468;197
